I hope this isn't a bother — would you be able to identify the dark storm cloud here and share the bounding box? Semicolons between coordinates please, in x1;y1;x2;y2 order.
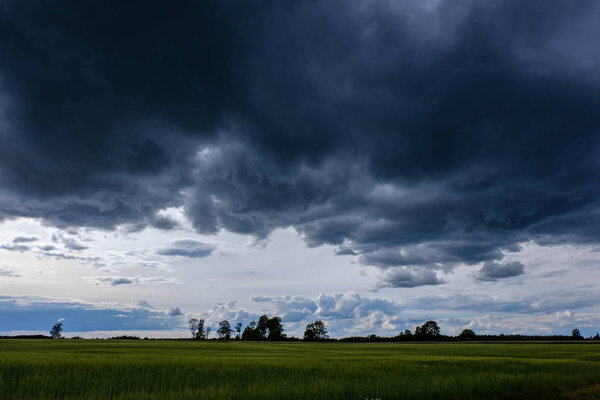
1;1;599;285
475;261;525;281
156;239;214;258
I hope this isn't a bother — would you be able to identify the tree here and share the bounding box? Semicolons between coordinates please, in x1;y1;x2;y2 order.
304;320;328;340
266;317;285;340
206;326;212;339
242;321;260;340
50;322;63;339
572;328;583;340
196;319;206;340
414;321;440;340
303;329;316;341
458;328;476;341
188;318;199;339
217;320;232;339
240;316;286;340
256;315;269;338
397;329;413;341
234;322;243;339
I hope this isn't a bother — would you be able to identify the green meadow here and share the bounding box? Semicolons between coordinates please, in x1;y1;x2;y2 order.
1;340;599;399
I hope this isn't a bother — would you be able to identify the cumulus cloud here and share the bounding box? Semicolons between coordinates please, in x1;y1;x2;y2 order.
0;0;598;287
251;295;318;322
156;239;214;258
168;307;183;316
475;261;525;281
253;292;403;323
197;301;251;328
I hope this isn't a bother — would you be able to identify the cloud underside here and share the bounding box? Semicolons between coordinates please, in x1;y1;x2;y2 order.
0;1;599;286
156;239;214;258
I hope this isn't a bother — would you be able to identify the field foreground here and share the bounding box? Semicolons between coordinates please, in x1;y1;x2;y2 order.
1;340;599;399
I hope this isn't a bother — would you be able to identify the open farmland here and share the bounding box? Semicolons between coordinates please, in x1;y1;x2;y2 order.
1;340;599;399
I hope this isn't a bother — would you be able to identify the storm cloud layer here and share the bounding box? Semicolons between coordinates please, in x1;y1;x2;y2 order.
1;1;599;286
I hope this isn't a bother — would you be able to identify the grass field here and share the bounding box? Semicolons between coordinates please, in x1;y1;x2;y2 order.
1;340;599;399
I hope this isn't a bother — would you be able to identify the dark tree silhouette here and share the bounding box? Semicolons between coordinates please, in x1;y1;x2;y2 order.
217;320;232;339
188;318;199;339
240;316;285;340
304;320;328;340
50;322;63;339
242;321;257;340
414;321;440;340
458;329;476;341
256;315;269;338
572;328;583;339
266;317;285;340
196;318;206;340
206;326;212;339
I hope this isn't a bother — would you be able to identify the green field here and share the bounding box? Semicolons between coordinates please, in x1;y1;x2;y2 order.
1;340;599;399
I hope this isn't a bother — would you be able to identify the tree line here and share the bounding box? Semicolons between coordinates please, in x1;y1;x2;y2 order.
186;315;322;341
2;319;599;341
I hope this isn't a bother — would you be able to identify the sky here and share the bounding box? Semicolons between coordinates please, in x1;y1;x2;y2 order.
0;0;599;338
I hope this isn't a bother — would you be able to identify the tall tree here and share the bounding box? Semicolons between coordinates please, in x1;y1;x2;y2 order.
256;315;269;339
242;321;258;340
50;322;63;339
188;318;199;339
196;319;206;340
205;326;212;339
266;317;284;340
217;320;232;339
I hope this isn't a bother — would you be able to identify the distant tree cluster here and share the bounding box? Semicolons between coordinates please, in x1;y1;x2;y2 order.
186;315;286;341
187;318;206;339
242;315;285;340
304;320;328;340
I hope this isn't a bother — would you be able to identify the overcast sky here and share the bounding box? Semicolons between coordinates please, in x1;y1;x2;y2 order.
1;0;599;338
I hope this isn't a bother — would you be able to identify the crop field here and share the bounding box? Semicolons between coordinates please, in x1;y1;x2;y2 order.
1;340;599;400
